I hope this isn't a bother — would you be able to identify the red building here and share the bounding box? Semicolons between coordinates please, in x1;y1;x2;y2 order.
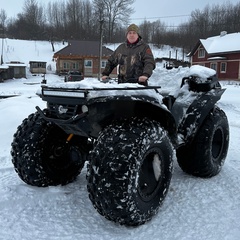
188;31;240;80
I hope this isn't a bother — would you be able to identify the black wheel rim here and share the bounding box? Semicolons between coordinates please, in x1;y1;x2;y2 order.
212;128;224;160
138;148;163;201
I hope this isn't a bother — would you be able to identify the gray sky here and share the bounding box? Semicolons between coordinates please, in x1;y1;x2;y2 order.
2;0;240;27
131;0;240;26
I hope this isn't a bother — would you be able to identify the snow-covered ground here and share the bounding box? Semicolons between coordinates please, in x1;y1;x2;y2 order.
0;39;240;239
1;68;240;240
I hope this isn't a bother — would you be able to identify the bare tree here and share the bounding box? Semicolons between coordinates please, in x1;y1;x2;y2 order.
139;20;152;43
151;20;167;47
81;1;96;39
139;20;164;43
46;0;95;41
13;0;46;39
224;2;240;32
0;9;7;29
93;0;135;42
0;9;7;64
47;2;65;31
23;0;45;26
65;0;81;38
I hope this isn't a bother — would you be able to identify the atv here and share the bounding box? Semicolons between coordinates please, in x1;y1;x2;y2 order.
11;70;229;226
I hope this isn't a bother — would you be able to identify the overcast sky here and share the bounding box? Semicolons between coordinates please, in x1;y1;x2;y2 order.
2;0;240;27
131;0;240;26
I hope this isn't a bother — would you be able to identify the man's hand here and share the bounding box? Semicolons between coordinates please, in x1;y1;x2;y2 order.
102;76;109;81
138;76;148;84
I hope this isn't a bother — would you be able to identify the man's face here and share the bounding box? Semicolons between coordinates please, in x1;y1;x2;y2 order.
127;31;138;43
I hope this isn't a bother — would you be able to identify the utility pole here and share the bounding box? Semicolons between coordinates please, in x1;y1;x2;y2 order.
0;28;3;65
98;19;104;80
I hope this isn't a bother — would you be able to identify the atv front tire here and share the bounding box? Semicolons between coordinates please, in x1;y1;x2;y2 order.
176;107;229;177
11;111;88;187
87;118;173;226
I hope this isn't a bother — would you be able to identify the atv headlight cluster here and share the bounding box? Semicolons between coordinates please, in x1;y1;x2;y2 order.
43;90;85;98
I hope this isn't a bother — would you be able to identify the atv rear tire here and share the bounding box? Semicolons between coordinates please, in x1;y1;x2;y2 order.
176;107;229;177
11;111;88;187
87;118;173;226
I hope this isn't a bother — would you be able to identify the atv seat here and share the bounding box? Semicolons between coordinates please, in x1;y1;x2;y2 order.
181;75;220;92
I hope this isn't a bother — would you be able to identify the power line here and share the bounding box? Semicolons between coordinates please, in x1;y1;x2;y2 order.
131;14;191;21
130;14;191;28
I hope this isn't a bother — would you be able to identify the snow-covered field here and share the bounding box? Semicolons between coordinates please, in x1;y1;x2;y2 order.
0;39;240;239
0;68;240;240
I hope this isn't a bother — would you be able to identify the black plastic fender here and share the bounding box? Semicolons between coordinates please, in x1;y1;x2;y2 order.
177;88;225;145
36;94;178;145
85;95;178;144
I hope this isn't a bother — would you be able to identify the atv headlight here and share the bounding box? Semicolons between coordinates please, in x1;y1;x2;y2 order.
43;90;85;98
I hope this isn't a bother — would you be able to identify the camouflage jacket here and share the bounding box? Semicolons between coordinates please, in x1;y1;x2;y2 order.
102;38;156;83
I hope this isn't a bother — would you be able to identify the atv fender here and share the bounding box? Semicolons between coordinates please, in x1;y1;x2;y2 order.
85;95;177;143
177;88;225;145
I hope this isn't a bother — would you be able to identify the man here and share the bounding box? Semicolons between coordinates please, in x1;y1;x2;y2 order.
102;24;156;86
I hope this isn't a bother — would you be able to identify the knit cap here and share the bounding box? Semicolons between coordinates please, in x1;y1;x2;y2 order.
127;24;140;35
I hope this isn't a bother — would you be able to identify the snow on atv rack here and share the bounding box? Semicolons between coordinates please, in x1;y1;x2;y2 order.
38;81;164;107
40;85;161;98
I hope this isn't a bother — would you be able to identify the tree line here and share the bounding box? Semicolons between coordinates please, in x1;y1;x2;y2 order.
1;0;240;53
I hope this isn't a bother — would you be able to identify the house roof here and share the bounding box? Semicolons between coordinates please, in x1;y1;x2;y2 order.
53;40;113;57
29;61;47;63
189;32;240;56
0;65;9;70
5;62;26;67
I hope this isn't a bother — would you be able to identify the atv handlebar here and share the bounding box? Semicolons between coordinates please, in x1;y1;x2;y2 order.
101;77;148;86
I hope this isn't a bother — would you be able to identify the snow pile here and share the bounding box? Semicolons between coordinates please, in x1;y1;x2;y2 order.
187;64;216;78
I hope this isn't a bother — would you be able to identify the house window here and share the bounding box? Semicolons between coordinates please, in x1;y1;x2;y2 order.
72;63;79;69
38;62;45;68
198;48;205;58
210;63;217;71
31;62;45;68
63;62;70;69
220;62;227;73
101;60;107;68
84;60;92;68
14;67;20;74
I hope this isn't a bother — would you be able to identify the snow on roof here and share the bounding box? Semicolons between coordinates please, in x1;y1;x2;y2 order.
0;65;9;69
5;62;27;67
200;32;240;54
29;60;47;63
